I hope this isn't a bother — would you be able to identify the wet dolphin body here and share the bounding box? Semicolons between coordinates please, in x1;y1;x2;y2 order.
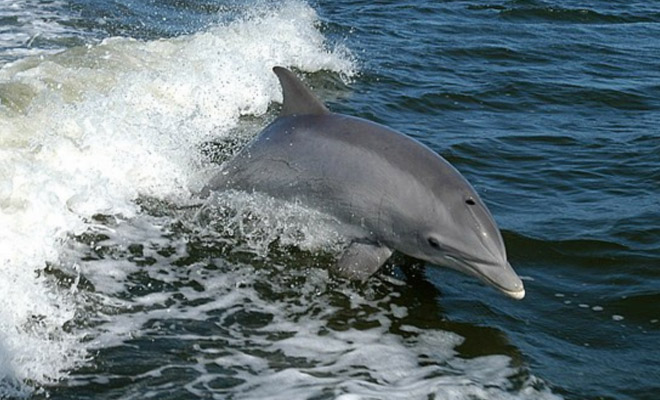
205;67;525;299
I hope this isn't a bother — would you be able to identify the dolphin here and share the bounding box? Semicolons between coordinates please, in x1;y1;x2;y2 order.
204;67;525;300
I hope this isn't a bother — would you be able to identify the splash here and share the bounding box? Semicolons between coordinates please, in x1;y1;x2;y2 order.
0;0;355;394
60;212;561;400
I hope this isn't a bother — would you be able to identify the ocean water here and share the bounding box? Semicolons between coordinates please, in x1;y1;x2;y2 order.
0;0;658;399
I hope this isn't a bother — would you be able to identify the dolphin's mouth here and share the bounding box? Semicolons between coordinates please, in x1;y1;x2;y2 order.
444;254;525;300
498;286;526;300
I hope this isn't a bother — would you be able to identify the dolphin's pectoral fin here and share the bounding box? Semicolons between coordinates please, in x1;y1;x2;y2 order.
333;241;393;281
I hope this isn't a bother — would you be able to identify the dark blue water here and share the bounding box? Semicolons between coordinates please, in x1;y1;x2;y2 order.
0;1;658;399
324;3;660;394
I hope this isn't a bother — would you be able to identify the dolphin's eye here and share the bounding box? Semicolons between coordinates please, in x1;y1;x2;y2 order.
465;197;476;206
428;237;441;249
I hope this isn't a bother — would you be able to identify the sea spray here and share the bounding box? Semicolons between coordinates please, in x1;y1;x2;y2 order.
0;0;355;394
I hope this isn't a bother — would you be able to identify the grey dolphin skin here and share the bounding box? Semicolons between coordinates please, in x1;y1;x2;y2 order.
205;67;525;300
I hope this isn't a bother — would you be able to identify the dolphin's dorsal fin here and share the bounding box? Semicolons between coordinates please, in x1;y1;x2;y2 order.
273;67;330;117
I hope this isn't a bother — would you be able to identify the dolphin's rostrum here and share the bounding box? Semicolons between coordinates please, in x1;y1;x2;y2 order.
205;67;525;300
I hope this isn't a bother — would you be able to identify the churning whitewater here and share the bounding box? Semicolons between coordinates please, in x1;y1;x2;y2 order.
0;1;354;395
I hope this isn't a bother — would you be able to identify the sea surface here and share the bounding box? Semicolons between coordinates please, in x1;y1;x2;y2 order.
0;0;658;399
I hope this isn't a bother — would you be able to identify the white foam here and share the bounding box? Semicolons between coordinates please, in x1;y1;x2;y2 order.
55;202;560;400
0;0;355;394
187;283;560;400
197;190;348;257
